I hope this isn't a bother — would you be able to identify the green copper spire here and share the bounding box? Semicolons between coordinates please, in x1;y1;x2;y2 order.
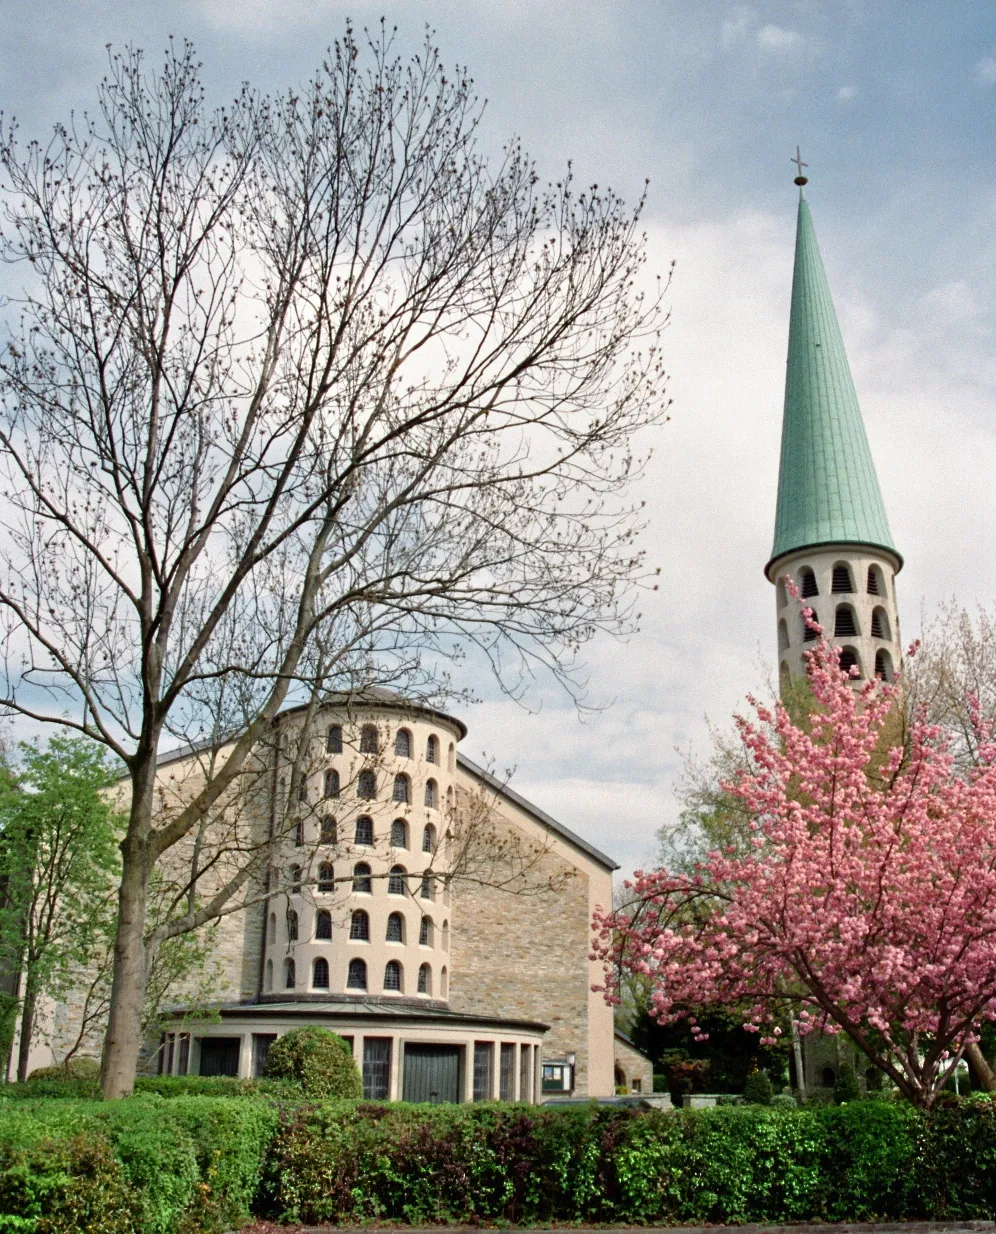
766;194;901;577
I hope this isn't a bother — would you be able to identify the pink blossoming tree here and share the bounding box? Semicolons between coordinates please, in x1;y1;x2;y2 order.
594;619;996;1107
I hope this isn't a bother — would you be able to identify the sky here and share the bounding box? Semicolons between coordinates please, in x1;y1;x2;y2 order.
2;1;995;879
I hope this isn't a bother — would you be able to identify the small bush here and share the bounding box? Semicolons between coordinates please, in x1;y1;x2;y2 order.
770;1093;797;1108
834;1061;862;1105
28;1057;100;1082
743;1068;773;1105
262;1027;361;1098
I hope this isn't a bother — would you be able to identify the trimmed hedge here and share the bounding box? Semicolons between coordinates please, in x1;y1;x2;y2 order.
0;1095;278;1234
262;1027;362;1099
262;1098;996;1226
0;1075;294;1102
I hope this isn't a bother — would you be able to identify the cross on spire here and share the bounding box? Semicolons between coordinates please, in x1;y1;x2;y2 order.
792;146;809;186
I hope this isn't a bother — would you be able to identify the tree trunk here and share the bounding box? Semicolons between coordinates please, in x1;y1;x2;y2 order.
965;1042;996;1092
16;986;37;1083
790;1016;807;1101
99;762;155;1098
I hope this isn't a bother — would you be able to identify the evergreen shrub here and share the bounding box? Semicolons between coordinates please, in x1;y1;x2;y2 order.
27;1057;100;1081
262;1026;362;1098
834;1061;862;1104
742;1068;773;1104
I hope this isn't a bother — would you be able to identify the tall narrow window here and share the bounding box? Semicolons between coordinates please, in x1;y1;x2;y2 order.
318;862;334;893
313;958;330;989
799;567;818;598
417;963;431;995
426;734;439;764
358;769;376;800
286;909;299;941
395;729;412;758
352;862;372;894
420;872;435;901
383;960;402;992
349;909;370;940
834;605;858;638
347;958;367;990
778;619;789;651
294;818;305;847
323;769;340;799
386;912;404;943
390;819;408;848
441;966;448;998
362;1037;390;1098
422;823;437;853
802;610;820;642
871;607;891;640
473;1042;494;1101
284;958;296;989
500;1043;516;1102
831;563;854;593
320;816;337;844
442;920;449;951
419;916;432;946
867;565;884;596
354;816;374;845
297;779;308;803
875;649;894;681
265;960;273;992
424;779;438;809
316;909;332;939
388;865;407;895
327;724;343;753
393;773;411;804
448;743;455;773
360;724;379;754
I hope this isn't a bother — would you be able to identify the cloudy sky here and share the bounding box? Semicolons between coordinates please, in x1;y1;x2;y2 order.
3;1;995;878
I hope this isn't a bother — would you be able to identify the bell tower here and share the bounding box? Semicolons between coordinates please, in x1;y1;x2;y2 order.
765;165;902;683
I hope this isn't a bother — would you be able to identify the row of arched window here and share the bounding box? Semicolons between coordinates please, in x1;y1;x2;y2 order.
274;908;448;947
286;861;439;899
779;604;893;648
270;956;446;996
309;768;446;809
780;647;894;682
294;817;437;852
326;724;455;770
777;563;888;607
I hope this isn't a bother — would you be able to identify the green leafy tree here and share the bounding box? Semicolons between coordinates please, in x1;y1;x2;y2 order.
263;1026;362;1097
0;736;120;1080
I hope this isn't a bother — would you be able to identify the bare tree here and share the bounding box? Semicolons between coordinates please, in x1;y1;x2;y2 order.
0;28;670;1095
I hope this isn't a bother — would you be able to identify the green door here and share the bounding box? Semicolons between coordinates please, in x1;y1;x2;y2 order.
402;1044;461;1103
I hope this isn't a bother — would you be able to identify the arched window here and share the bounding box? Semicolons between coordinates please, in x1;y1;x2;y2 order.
838;647;862;678
442;920;449;951
346;958;367;990
316;909;332;940
358;769;376;800
327;724;343;754
324;769;340;799
290;864;302;888
265;959;273;992
875;649;894;681
776;578;788;609
777;619;789;651
354;816;373;845
798;567;818;598
294;818;305;847
384;960;403;992
390;818;408;848
802;611;820;642
313;957;330;989
297;780;308;804
394;729;412;758
284;958;296;989
424;779;438;809
871;606;891;640
448;743;455;773
422;823;437;853
320;816;337;845
349;909;370;940
834;605;858;638
426;734;439;764
440;966;448;998
269;911;276;938
867;565;885;596
417;964;431;995
386;912;404;943
419;915;432;946
352;862;372;894
420;872;435;900
831;563;854;593
393;773;411;804
360;724;379;754
286;909;299;941
318;862;334;893
388;865;407;895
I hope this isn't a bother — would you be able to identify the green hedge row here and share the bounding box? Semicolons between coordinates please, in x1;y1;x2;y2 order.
262;1099;996;1226
0;1095;277;1234
6;1095;996;1231
2;1074;295;1102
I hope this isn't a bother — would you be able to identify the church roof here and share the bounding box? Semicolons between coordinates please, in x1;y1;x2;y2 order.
765;194;901;578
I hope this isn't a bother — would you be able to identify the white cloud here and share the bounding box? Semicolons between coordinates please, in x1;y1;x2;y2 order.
720;5;756;47
975;55;996;86
837;84;859;102
756;24;804;50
